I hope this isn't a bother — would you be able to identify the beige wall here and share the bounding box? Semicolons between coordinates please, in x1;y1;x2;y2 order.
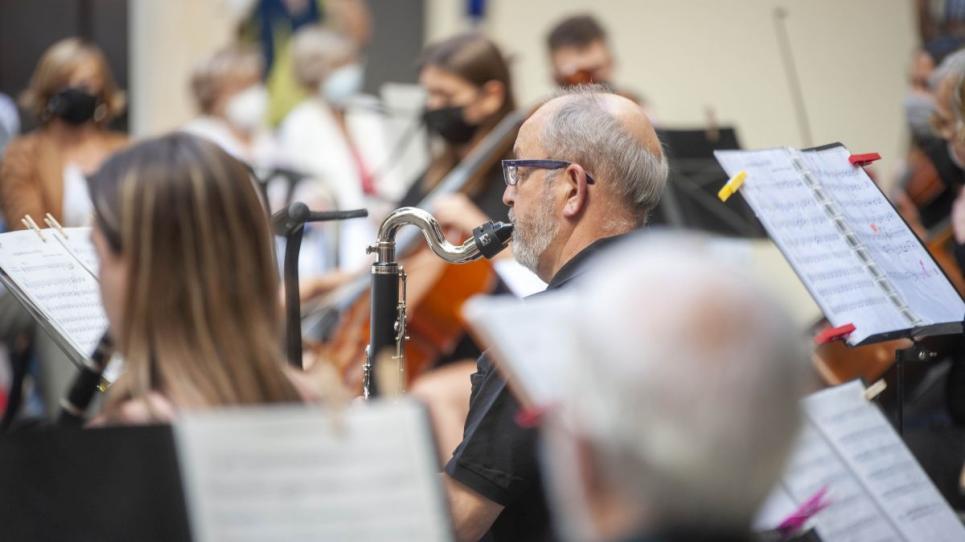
130;1;918;185
426;0;917;186
129;0;239;137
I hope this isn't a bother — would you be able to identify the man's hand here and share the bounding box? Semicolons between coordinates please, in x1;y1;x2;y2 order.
444;473;504;542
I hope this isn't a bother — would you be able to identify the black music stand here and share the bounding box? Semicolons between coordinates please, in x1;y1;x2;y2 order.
653;127;765;238
0;424;191;541
272;202;368;368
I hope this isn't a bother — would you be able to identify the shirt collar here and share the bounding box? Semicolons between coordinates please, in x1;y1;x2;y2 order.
546;232;635;290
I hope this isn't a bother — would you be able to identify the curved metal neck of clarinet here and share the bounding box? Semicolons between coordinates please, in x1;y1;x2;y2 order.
363;207;514;399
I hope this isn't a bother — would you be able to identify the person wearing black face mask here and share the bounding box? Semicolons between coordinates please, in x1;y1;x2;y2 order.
397;33;517;230
0;38;128;422
423;102;481;145
46;86;104;126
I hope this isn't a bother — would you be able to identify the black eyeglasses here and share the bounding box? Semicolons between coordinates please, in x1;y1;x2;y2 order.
501;159;595;187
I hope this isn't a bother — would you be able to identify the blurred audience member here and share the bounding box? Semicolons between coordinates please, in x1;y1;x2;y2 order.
532;235;808;541
182;45;279;169
0;92;18;158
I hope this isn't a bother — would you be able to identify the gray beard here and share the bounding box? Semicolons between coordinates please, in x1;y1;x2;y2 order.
509;201;558;275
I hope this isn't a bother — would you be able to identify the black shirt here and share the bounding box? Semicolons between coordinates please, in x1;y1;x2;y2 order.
445;233;632;541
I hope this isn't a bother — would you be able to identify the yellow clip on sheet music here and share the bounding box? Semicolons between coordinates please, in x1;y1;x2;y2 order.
717;170;747;202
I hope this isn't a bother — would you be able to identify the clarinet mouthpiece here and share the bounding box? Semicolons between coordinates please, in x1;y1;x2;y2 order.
472;221;514;259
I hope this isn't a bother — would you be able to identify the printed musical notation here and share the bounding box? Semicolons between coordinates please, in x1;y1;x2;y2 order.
756;382;965;541
0;228;107;357
175;401;452;542
715;145;965;345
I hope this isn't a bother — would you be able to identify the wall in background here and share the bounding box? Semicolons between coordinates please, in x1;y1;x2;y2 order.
425;0;918;188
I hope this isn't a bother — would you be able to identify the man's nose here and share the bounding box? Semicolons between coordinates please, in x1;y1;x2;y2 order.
502;184;515;207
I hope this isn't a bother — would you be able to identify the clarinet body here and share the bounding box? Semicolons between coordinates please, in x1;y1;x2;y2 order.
364;207;513;398
58;333;114;426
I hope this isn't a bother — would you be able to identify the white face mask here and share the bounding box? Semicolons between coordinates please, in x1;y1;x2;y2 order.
225;84;268;132
321;63;364;107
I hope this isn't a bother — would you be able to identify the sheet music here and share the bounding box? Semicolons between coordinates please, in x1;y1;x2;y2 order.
52;227;100;277
804;381;965;541
768;381;965;541
174;400;453;542
492;259;547;298
0;228;107;357
798;146;965;332
462;293;578;407
779;413;899;540
715;148;908;344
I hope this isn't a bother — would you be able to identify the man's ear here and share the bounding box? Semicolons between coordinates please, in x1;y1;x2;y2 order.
561;164;590;219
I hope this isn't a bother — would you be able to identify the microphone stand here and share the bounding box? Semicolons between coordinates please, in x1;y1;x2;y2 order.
272;202;368;368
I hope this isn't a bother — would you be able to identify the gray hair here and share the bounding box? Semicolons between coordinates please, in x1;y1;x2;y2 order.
551;234;809;531
539;86;668;225
291;26;357;90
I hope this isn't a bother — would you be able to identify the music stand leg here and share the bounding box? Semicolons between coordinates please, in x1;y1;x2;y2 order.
893;343;938;436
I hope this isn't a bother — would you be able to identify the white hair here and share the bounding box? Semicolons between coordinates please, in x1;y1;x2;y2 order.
553;233;809;531
539;86;668;225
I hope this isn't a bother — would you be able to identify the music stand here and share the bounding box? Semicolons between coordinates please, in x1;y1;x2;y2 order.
653;127;765;238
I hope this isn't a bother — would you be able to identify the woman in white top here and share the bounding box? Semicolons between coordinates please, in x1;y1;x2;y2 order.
278;26;392;270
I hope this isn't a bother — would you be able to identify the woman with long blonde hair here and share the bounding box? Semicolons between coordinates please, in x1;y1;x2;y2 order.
88;133;302;423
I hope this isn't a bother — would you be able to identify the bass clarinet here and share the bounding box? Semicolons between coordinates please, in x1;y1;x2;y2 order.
58;332;115;426
364;207;513;398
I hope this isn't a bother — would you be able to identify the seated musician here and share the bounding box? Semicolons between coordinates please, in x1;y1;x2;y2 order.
299;33;521;457
299;32;519;299
531;235;808;542
444;85;667;541
87;133;306;424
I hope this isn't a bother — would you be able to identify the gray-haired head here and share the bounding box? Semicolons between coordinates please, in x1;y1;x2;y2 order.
538;85;668;226
541;233;809;538
930;48;965;91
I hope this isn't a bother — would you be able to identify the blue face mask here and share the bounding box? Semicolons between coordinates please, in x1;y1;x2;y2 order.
321;63;364;107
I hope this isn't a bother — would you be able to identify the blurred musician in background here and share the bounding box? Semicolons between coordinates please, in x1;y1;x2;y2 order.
532;235;808;542
182;45;281;170
545;14;649;112
87;134;307;425
398;32;522;460
278;25;382;271
444;86;667;542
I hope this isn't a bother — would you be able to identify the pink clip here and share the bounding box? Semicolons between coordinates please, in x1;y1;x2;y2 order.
848;152;881;167
515;404;553;428
814;323;855;345
778;486;830;534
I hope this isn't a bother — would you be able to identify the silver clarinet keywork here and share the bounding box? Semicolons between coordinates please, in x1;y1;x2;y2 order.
363;207;513;398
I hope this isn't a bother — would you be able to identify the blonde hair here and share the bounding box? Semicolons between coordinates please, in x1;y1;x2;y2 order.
89;133;300;415
20;38;125;124
190;45;263;114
